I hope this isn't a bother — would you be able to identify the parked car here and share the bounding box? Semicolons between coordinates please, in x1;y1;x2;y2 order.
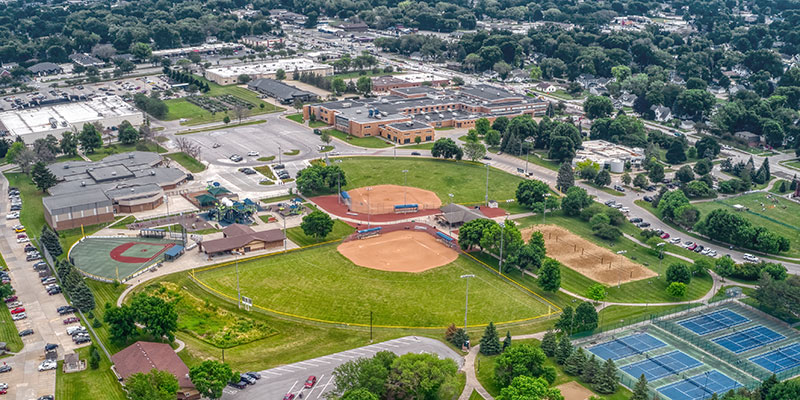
245;372;261;380
63;317;79;325
6;302;21;309
228;381;247;390
6;212;19;220
694;245;704;253
16;237;29;244
304;375;317;388
247;151;259;157
19;329;33;337
613;185;625;192
57;306;75;315
37;396;54;400
0;365;11;373
629;217;643;223
273;164;285;169
26;253;41;261
239;373;256;385
281;394;295;400
24;244;36;252
47;287;62;295
637;222;651;228
11;313;25;321
44;343;58;351
660;233;670;239
643;196;653;202
411;151;421;156
3;296;16;303
688;244;698;251
73;336;91;344
743;253;759;262
229;154;243;162
10;307;24;314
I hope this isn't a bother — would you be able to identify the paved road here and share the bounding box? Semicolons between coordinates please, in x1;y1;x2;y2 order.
222;336;462;400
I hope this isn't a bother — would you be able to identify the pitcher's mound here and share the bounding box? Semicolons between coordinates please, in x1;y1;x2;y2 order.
337;230;457;272
348;185;441;214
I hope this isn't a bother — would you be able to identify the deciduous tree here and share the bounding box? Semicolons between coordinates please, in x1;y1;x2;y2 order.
300;210;334;239
189;361;234;400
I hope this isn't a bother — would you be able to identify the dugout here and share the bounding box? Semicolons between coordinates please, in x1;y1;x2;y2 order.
163;245;185;261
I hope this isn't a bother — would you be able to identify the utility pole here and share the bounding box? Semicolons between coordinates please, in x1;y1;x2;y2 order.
402;169;408;204
278;144;282;165
499;221;505;274
485;163;489;206
366;187;373;228
460;274;475;331
234;251;242;308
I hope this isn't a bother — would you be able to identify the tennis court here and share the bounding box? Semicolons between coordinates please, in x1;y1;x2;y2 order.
69;237;182;281
588;333;666;361
657;371;741;400
621;351;701;381
750;343;800;373
712;326;784;354
678;309;749;335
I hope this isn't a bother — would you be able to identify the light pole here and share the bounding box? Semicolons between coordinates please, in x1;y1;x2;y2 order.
278;144;282;165
366;187;373;228
543;193;551;224
525;145;529;175
498;221;505;274
233;250;242;308
460;274;475;331
402;169;409;204
657;242;665;271
485;163;489;206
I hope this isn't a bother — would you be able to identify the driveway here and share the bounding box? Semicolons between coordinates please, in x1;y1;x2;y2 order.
222;336;462;399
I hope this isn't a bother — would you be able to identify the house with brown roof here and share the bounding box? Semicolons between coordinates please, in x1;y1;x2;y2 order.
198;224;285;255
111;341;199;400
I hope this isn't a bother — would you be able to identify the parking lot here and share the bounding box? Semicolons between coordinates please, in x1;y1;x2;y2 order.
222;336;462;400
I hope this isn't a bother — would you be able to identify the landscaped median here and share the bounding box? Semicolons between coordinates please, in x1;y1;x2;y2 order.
325;128;393;148
165;152;205;173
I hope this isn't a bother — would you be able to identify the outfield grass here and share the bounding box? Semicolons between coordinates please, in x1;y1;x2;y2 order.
162;78;282;125
327;129;393;148
56;345;126;400
196;245;551;327
166;152;205;173
285;219;354;247
692;192;800;257
335;157;524;203
85;142;167;161
0;306;23;352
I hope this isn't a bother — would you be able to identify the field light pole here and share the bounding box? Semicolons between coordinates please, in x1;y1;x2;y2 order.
366;187;373;228
233;250;242;308
498;221;505;275
543;193;551;224
402;169;409;204
278;144;282;165
461;274;475;331
485;163;489;206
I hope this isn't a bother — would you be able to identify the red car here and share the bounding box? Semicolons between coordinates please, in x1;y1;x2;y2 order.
0;388;6;394
3;296;15;303
282;394;295;400
660;232;670;239
10;307;24;314
688;244;697;251
304;375;317;388
63;317;79;325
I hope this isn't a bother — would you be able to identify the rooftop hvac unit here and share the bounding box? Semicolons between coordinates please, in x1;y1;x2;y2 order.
129;154;135;159
131;188;135;192
356;109;361;114
111;171;117;176
150;170;156;176
80;181;85;187
406;121;413;127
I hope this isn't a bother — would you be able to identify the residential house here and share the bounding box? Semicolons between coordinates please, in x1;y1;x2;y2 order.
111;341;199;400
650;105;672;122
620;93;637;107
69;53;105;67
534;82;558;93
28;62;63;76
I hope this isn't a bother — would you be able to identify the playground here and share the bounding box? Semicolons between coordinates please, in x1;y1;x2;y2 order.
521;225;657;285
337;229;458;272
69;236;184;281
345;184;441;214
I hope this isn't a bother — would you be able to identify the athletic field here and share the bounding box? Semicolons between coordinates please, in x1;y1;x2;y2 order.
194;244;554;328
70;237;183;281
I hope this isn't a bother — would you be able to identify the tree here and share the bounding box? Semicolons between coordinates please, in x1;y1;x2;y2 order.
593;170;611;187
621;172;631;186
189;361;234;400
555;335;573;365
340;389;379;400
493;117;509;133
561;187;590;217
125;369;179;400
463;141;486;161
40;226;63;257
516;179;550;209
331;77;346;94
78;123;102;154
538;259;561;292
665;140;687;164
130;293;178;341
104;305;138;342
528;65;542;81
498;376;564;400
475;118;490;136
575;301;598;332
485;129;501;147
666;282;687;297
564;347;587;376
385;353;458;399
694;158;713;176
657;190;690;221
480;322;502;355
129;42;152;61
611;65;631;82
331;351;395;397
457;218;496;251
237;74;251;84
118;120;139;145
356;76;372;96
493;61;512;80
666;263;692;284
89;345;101;369
593;358;619;394
556;163;574;192
586;284;606;301
633;173;648;188
541;331;557;357
582;355;600;384
714;256;736;278
295;164;346;195
584;95;614;119
31;162;57;192
503;331;511;351
300;210;334;239
675;165;695;183
431;138;462;160
631;374;649;400
275;69;286;80
5;141;24;163
695;137;720;159
648;163;665;183
494;343;551;387
320;131;331;145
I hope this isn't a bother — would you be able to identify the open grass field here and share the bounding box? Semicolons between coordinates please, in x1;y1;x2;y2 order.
285;219;354;247
166;151;205;173
0;306;23;352
327;129;393;148
195;244;552;328
85;142;167;161
692;192;800;257
4;172;46;237
335;157;524;203
162;78;282;125
399;142;435;150
56;345;126;400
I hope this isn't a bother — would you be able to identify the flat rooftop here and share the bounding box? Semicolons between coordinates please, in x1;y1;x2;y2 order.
0;96;140;137
207;58;331;78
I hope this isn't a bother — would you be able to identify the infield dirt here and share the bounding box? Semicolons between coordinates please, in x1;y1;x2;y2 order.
521;225;657;285
347;184;441;214
337;230;458;272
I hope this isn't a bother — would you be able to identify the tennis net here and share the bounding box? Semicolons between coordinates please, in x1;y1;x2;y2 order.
647;353;680;375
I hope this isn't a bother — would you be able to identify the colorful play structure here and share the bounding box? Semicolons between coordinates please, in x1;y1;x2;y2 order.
274;198;305;217
207;198;258;225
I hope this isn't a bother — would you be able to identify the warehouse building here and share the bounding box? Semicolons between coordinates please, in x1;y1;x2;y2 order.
0;95;143;143
43;152;187;230
247;78;317;104
572;140;645;172
205;58;333;85
371;73;450;93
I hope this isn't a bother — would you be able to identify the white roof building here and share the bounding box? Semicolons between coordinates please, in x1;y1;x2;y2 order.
0;96;142;142
573;140;645;168
205;58;334;85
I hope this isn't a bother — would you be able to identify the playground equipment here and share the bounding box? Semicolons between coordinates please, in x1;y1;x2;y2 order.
394;204;419;214
275;198;305;217
207;197;257;225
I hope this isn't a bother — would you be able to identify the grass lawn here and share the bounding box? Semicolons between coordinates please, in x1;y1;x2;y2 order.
512;212;713;303
399;142;435;150
584;181;625;197
769;179;791;194
163;77;283;125
309;121;328;128
335;157;524;203
283;149;300;156
254;165;276;180
166;152;206;173
175;119;267;135
257;156;276;162
692;192;800;257
285;219;354;247
107;215;137;229
286;113;304;124
85;142;167;161
196;245;552;327
494;149;560;172
56;345;126;400
326;129;393;148
782;158;800;171
4;173;46;238
435;126;455;131
0;306;23;352
260;194;296;203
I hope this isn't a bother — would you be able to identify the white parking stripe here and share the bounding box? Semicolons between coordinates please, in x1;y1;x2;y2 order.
282;365;306;370
316;376;334;399
298;361;322;367
286;380;298;395
262;371;281;376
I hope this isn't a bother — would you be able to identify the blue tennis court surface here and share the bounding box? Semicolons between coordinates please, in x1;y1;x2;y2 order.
658;371;741;400
750;343;800;373
712;325;784;354
678;309;749;335
588;333;666;361
621;351;701;381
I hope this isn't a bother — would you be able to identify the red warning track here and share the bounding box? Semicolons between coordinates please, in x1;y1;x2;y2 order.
109;242;175;263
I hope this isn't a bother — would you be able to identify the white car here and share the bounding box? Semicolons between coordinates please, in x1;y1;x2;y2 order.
11;313;25;321
6;212;19;220
247;151;259;157
38;360;56;371
0;383;7;389
669;237;681;244
743;253;759;263
16;237;29;243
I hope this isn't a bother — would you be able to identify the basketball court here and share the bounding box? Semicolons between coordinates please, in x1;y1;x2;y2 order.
69;237;183;281
337;230;458;272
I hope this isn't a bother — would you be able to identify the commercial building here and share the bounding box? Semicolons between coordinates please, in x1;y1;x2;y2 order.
371;73;449;93
199;224;285;255
572;140;644;172
205;58;333;85
28;62;63;76
112;341;199;400
303;84;546;143
151;43;244;59
43;152;187;230
240;35;283;48
247;78;317;104
0;95;143;143
69;53;105;68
